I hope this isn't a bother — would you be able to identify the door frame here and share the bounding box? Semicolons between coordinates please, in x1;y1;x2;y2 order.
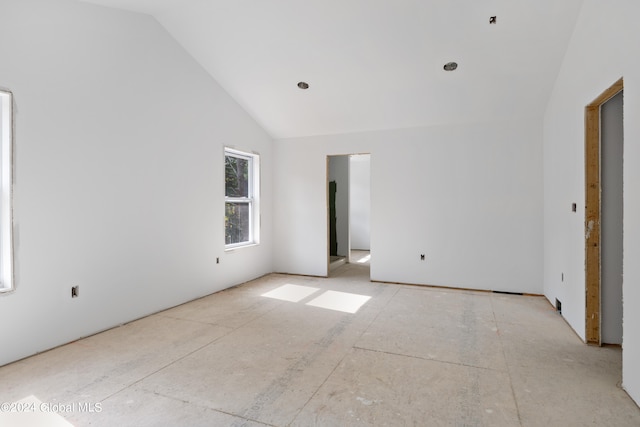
326;155;351;275
585;77;623;345
326;153;371;276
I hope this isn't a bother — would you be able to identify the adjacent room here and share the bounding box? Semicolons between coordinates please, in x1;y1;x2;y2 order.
1;0;639;425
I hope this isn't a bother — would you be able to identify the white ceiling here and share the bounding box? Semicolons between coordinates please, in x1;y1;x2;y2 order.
79;0;584;139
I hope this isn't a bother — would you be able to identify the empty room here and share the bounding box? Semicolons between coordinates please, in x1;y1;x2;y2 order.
1;0;640;426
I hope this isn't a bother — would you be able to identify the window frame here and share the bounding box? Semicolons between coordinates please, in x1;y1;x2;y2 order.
0;89;14;293
224;147;260;250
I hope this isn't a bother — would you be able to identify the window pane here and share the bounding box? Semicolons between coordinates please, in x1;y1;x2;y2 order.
225;155;249;198
225;202;250;244
0;91;13;292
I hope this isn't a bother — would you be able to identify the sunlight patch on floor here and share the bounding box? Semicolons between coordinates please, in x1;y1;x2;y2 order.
0;395;75;427
262;285;371;314
306;290;371;314
261;284;320;303
356;254;371;263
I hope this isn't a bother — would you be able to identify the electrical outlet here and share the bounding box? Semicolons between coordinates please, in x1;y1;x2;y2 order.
71;286;79;298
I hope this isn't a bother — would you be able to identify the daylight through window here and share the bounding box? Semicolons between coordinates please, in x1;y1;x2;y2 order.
225;148;259;248
0;90;14;293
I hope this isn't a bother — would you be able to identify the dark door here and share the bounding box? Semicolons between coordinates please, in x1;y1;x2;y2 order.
329;180;337;256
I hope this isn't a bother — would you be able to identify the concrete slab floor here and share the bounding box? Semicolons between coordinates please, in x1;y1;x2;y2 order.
1;262;638;426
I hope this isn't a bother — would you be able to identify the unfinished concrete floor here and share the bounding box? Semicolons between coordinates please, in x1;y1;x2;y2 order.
1;260;639;426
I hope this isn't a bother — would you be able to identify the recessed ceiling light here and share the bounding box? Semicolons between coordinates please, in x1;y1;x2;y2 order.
297;82;309;89
443;62;458;71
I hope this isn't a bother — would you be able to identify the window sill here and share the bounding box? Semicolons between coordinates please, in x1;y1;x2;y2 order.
225;242;260;252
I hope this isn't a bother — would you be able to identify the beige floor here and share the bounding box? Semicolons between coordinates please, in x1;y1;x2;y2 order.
1;258;639;426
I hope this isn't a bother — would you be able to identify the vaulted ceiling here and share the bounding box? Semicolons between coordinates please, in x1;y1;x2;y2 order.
79;0;584;139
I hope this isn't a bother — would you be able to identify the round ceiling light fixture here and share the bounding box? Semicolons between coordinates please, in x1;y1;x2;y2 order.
443;62;458;71
297;81;309;89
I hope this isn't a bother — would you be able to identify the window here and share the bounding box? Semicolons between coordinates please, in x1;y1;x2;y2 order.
225;148;259;248
0;90;14;293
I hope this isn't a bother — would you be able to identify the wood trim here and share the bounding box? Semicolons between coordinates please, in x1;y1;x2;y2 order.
585;105;601;344
590;78;624;106
584;77;623;345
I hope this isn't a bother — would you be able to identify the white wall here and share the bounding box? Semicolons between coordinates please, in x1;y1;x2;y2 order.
350;155;371;250
274;119;543;294
328;156;349;257
0;0;273;366
543;0;640;405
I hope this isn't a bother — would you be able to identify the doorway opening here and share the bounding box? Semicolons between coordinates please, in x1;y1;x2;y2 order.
327;154;371;277
585;78;623;345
